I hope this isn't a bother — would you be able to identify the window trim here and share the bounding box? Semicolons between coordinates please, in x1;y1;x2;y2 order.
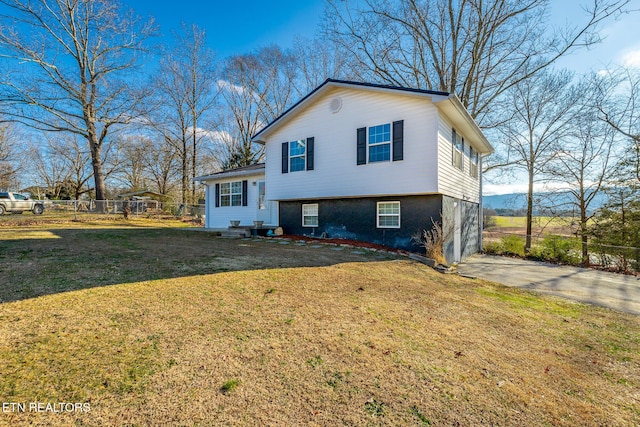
368;123;391;163
219;181;243;207
302;203;318;227
376;201;401;229
289;139;306;172
452;128;464;170
469;147;479;179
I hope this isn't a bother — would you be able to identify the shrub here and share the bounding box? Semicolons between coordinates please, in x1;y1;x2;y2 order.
532;235;581;264
411;218;449;265
501;234;525;256
482;234;524;256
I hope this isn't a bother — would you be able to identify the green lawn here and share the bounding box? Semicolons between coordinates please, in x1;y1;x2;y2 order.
0;221;638;426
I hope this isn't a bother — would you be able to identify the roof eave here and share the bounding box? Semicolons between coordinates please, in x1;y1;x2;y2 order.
434;95;494;154
193;165;266;183
251;79;452;143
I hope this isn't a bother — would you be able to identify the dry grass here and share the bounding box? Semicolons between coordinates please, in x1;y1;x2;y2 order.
486;216;580;237
0;223;639;426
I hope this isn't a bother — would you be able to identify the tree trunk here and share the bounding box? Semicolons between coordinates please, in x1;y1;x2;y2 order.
181;137;188;205
525;165;534;254
191;116;197;204
89;140;106;201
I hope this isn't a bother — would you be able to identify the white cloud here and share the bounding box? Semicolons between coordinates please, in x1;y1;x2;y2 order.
622;49;640;69
216;79;246;95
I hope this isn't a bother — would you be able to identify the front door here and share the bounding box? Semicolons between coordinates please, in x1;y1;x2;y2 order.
256;181;271;223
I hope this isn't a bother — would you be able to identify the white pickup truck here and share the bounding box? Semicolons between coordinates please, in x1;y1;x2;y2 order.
0;192;45;215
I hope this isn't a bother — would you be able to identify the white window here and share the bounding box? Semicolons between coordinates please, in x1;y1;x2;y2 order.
290;139;306;172
452;128;464;170
369;123;391;162
302;204;318;227
220;181;242;207
469;147;479;178
377;201;400;228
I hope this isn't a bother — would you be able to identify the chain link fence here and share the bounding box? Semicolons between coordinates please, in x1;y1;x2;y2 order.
3;199;206;222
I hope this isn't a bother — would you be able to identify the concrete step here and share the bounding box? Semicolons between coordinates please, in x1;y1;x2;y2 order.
220;228;251;238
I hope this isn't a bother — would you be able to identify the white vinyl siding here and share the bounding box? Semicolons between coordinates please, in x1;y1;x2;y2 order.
377;201;400;228
203;172;278;229
437;116;481;202
264;87;441;201
302;203;318;227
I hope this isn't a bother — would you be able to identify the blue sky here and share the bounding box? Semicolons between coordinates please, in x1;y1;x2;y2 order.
130;0;640;72
132;0;325;58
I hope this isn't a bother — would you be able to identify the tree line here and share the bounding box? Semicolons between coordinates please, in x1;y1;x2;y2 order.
0;0;639;261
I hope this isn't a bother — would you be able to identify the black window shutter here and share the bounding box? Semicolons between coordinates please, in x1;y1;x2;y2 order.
306;137;314;171
242;180;248;206
215;183;220;208
281;142;289;173
392;120;404;161
356;127;366;165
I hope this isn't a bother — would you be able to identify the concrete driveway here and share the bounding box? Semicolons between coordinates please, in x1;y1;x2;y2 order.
457;254;640;316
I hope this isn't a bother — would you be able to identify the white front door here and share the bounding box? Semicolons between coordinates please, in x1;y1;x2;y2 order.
256;181;271;223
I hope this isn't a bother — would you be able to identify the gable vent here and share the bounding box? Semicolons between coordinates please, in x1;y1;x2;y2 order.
329;97;342;113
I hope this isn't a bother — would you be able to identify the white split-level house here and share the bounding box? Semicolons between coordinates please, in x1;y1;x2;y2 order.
195;79;493;263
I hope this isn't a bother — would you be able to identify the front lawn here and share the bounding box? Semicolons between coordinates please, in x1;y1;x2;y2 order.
0;222;638;426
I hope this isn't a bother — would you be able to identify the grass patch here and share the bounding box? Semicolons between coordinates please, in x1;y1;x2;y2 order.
220;379;241;394
0;223;639;425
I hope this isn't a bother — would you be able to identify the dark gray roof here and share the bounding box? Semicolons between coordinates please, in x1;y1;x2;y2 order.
194;163;265;182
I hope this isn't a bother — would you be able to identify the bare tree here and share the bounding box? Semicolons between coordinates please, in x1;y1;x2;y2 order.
0;0;155;201
292;36;357;95
144;136;178;196
149;24;218;203
498;69;579;253
55;135;94;200
323;0;632;124
0;121;22;190
545;74;616;264
598;69;640;181
219;45;298;169
112;135;152;192
30;139;70;199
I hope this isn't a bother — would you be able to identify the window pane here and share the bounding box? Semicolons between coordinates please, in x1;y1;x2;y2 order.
289;140;306;156
379;215;399;227
369;144;390;162
303;216;318;227
369;124;390;144
290;157;305;172
302;204;317;216
221;195;231;207
231;181;242;193
221;183;230;195
379;203;399;214
231;194;242;206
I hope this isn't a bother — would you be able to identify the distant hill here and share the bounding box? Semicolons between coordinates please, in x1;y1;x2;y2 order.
483;192;608;215
483;193;527;210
